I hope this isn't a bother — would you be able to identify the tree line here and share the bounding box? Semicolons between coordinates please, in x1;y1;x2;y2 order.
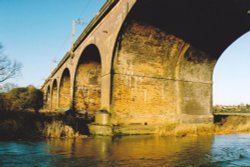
0;85;43;112
0;43;43;112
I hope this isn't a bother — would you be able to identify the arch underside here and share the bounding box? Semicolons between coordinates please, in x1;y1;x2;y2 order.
59;69;71;110
74;45;102;113
111;0;250;125
51;80;58;110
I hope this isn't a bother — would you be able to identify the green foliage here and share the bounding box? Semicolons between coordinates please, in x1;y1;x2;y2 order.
213;104;250;113
0;85;43;112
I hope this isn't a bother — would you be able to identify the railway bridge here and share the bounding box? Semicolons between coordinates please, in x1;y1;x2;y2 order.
41;0;250;131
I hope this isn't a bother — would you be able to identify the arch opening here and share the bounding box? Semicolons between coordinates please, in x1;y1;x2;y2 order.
74;44;102;113
59;68;71;110
51;79;58;110
213;31;250;107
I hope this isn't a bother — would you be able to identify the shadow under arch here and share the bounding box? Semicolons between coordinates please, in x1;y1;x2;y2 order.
51;79;58;111
73;44;102;113
110;0;250;125
59;68;71;110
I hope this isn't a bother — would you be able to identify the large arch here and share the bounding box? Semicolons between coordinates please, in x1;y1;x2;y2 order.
111;0;250;125
73;44;102;113
59;68;71;110
51;79;58;110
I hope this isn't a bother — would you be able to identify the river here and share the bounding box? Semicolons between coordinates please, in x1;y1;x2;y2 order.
0;134;250;167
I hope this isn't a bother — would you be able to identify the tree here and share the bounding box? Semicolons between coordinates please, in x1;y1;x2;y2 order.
26;86;43;112
0;43;22;83
0;85;43;112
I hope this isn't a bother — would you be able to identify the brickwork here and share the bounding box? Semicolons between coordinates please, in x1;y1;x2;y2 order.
111;21;217;125
41;0;250;131
59;69;71;110
177;47;216;116
112;22;184;125
74;62;101;112
51;80;58;110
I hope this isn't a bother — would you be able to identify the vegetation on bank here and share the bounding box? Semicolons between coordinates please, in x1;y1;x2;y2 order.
1;84;250;139
0;111;91;139
213;104;250;113
0;85;43;112
156;116;250;137
0;43;89;139
43;121;83;138
156;103;250;137
0;85;91;139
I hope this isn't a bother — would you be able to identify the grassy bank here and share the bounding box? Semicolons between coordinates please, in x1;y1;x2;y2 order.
0;111;93;139
156;116;250;137
1;111;250;139
213;104;250;113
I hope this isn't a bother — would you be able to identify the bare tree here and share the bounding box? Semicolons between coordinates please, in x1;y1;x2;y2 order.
0;43;22;83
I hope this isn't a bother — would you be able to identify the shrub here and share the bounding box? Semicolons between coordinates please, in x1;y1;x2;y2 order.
0;85;43;112
43;121;81;138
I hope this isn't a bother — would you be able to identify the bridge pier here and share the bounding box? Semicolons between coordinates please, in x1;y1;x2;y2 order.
108;20;216;130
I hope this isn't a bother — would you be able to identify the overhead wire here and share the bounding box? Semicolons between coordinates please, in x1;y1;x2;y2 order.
53;0;93;63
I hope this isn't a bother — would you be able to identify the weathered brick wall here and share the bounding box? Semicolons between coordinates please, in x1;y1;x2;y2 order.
74;62;101;112
112;22;185;125
59;70;71;110
51;80;58;110
177;47;216;116
111;21;216;125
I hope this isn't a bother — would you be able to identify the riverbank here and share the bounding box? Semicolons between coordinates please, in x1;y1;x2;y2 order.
1;111;250;139
156;115;250;137
0;111;92;140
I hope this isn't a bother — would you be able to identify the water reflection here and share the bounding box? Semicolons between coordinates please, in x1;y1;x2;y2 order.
110;136;212;166
1;134;250;167
45;136;213;167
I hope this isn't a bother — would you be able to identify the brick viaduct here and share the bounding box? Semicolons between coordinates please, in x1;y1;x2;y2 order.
41;0;250;126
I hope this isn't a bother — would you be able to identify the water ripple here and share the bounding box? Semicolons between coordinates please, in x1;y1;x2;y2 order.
0;135;250;166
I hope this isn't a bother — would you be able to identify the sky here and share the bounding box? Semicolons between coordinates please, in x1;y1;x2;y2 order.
213;32;250;105
0;0;105;87
0;0;250;105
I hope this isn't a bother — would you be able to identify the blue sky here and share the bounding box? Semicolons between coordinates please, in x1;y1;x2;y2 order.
0;1;250;105
213;31;250;105
0;0;105;86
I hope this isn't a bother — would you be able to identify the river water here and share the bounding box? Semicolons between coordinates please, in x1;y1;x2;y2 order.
0;134;250;167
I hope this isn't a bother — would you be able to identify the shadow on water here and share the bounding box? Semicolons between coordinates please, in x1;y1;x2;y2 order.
1;134;250;167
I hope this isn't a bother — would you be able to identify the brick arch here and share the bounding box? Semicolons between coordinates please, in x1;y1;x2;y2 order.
51;79;58;111
73;44;102;113
110;0;250;125
59;68;71;110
